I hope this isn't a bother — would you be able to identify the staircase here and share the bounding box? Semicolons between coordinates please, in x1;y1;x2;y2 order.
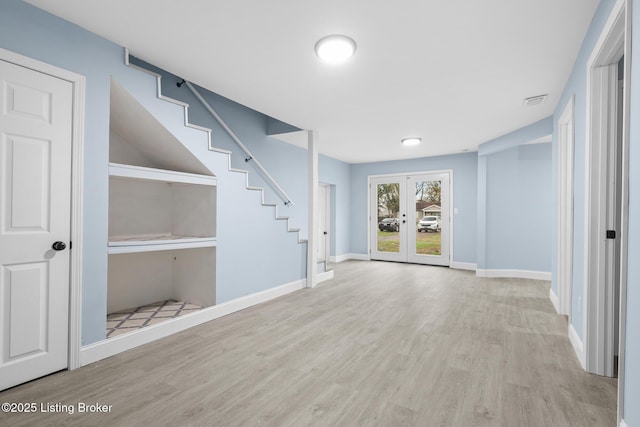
109;49;308;307
123;52;305;244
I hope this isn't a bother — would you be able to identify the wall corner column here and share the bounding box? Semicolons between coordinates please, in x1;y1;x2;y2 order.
476;155;488;273
307;130;319;288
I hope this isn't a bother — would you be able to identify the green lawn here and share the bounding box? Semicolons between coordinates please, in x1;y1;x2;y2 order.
377;231;400;252
377;230;441;255
415;232;441;255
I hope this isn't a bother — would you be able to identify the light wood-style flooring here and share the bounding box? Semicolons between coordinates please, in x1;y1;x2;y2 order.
0;261;617;426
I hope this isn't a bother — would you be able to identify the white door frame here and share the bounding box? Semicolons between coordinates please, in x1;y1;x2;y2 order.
583;0;629;395
0;48;85;371
318;183;330;262
368;170;453;266
557;95;574;318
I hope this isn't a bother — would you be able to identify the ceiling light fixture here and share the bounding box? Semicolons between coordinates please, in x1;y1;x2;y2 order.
401;137;422;147
315;35;357;64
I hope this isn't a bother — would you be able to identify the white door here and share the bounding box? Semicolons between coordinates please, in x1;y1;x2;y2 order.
370;173;450;266
317;184;330;262
370;176;407;262
0;59;73;390
408;173;450;266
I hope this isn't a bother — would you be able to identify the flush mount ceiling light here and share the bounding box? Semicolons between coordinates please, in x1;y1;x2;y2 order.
315;35;357;64
401;137;422;147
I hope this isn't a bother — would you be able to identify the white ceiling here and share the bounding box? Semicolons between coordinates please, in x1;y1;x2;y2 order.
25;0;599;163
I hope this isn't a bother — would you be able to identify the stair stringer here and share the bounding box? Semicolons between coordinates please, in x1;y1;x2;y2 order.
116;53;307;245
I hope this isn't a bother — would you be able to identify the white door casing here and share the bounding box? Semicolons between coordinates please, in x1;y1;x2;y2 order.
0;58;74;390
557;95;575;318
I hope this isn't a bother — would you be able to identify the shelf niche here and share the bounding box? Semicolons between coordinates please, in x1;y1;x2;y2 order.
107;78;217;331
108;163;216;251
107;247;215;313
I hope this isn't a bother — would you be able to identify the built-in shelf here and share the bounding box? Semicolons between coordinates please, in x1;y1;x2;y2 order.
108;235;217;254
109;162;216;186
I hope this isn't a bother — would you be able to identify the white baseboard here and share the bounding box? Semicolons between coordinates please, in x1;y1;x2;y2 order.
476;269;551;281
330;253;370;263
620;419;628;427
568;322;586;370
549;287;560;314
450;262;477;271
318;269;334;283
80;278;306;366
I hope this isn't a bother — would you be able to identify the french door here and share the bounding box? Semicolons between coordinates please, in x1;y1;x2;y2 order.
370;172;450;266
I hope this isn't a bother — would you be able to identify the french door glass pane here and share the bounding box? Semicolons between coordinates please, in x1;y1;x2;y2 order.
415;180;442;255
377;183;400;253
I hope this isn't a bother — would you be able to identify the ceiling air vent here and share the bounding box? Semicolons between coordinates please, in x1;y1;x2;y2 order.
523;94;548;107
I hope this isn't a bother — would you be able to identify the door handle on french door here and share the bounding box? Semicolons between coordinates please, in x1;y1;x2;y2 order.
52;241;67;251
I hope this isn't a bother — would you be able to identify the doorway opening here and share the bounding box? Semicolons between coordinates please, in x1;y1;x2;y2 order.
317;183;331;273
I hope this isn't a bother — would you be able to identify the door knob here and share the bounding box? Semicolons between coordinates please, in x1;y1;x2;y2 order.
52;241;67;251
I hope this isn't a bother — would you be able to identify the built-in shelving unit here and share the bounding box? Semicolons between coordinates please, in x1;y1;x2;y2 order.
108;163;216;255
107;81;217;336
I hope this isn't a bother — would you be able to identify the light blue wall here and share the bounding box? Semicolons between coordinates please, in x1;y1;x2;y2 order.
349;152;478;263
483;143;552;271
478;118;553;156
476;117;553;272
624;0;640;424
320;154;351;257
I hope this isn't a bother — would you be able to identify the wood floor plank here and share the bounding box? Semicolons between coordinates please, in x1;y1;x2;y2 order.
0;260;617;426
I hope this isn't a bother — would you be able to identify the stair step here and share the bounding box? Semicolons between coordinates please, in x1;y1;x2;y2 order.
229;167;248;174
186;122;212;134
209;147;233;155
158;93;190;108
125;52;306;246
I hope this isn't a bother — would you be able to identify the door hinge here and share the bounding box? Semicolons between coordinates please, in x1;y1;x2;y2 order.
606;230;616;239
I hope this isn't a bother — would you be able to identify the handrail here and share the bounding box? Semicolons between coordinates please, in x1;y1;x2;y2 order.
180;79;294;206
